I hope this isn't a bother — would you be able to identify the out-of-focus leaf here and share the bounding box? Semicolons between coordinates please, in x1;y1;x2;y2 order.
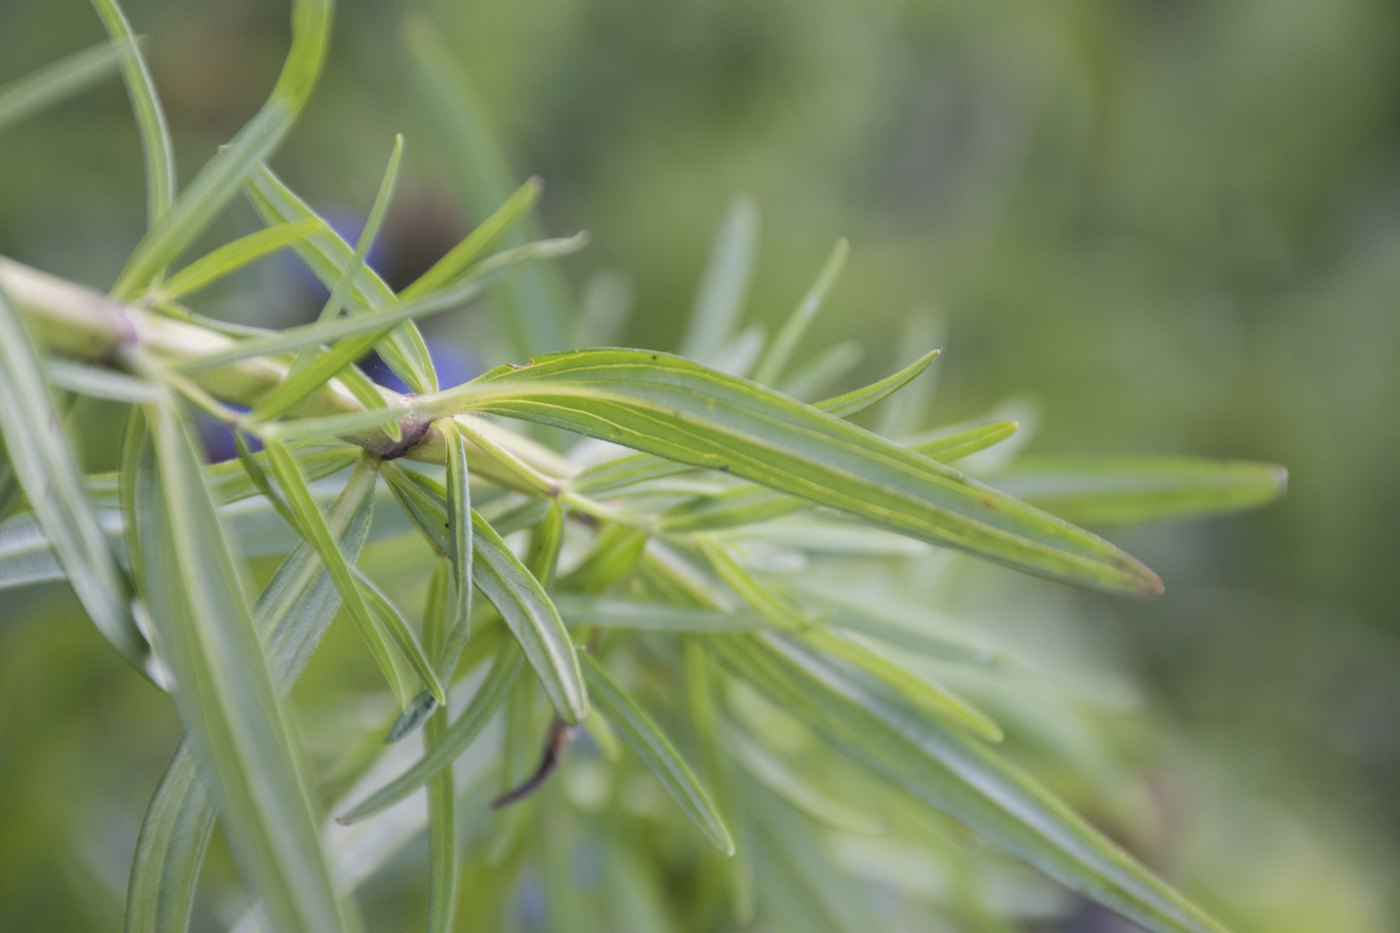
90;0;177;226
987;457;1289;527
421;562;459;933
680;198;759;366
0;40;124;135
140;395;351;933
339;644;524;823
0;285;147;669
112;0;333;297
45;358;160;403
582;653;734;855
753;239;849;386
440;350;1162;596
715;635;1228;933
552;596;766;633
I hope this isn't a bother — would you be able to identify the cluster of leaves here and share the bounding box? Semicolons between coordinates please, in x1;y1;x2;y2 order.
0;2;1285;931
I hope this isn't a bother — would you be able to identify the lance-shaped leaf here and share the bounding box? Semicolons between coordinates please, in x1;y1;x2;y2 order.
159;220;319;301
471;510;588;723
438;350;1161;596
126;455;378;933
139;396;351;933
438;421;475;679
572;350;940;496
986;457;1289;527
582;654;734;855
714;635;1228;933
421;562;459;933
380;465;587;724
0;285;147;669
657;415;1007;535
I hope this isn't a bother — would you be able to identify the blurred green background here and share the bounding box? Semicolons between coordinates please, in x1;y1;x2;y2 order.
2;0;1398;929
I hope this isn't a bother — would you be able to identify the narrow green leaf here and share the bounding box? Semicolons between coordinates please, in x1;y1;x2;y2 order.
581;653;734;855
379;464;587;722
126;454;378;933
439;422;475;679
159;220;320;300
112;0;333;297
552;596;766;633
915;419;1019;462
716;636;1228;933
816;349;939;420
987;457;1290;527
245;162;437;392
243;236;585;419
354;565;449;707
263;438;438;706
123;746;216;933
752;238;849;386
421;562;459;933
572;351;941;497
680;198;759;365
404;20;576;354
0;40;124;135
90;0;177;226
555;525;648;594
524;499;565;588
794;628;1003;742
0;285;147;668
140;395;352;933
470;510;588;723
339;644;524;823
441;350;1163;596
778;340;862;400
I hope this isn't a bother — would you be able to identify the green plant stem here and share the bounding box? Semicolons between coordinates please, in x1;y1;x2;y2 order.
0;255;570;485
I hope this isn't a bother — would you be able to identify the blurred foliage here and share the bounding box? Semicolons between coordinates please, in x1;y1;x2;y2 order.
1;0;1397;930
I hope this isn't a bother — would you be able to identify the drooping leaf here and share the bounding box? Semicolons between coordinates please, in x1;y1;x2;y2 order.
435;350;1162;596
439;421;475;679
263;439;443;706
581;653;734;855
380;465;587;723
470;509;588;723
